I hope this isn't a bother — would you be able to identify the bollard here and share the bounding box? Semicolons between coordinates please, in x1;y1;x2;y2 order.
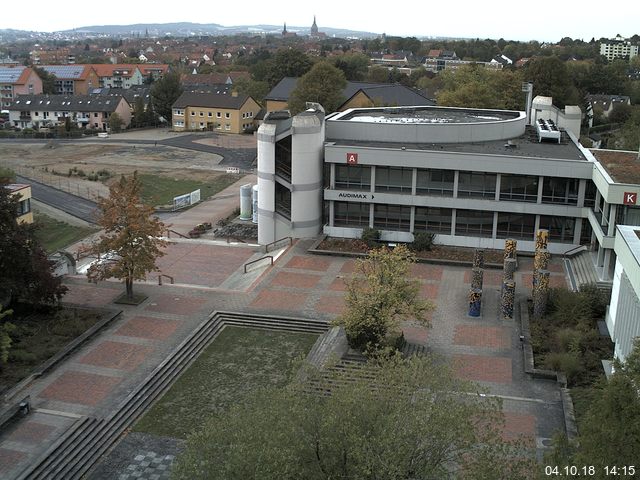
501;280;516;319
468;288;482;317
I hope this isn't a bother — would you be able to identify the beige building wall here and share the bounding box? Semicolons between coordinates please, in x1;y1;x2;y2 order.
266;99;289;112
175;97;261;134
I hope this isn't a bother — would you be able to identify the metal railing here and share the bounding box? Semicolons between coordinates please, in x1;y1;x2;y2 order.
264;236;293;253
165;229;188;239
243;255;273;273
158;274;174;286
563;244;587;259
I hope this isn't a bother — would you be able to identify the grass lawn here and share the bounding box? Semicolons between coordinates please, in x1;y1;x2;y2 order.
0;306;103;394
133;326;318;439
33;212;97;253
137;173;240;207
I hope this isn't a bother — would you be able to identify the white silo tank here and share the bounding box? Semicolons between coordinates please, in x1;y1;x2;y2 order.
239;184;252;221
252;184;259;224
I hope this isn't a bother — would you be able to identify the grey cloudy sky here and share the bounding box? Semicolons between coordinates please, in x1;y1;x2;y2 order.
6;0;640;42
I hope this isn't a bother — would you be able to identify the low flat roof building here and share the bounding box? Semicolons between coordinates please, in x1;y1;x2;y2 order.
6;183;32;224
257;102;640;285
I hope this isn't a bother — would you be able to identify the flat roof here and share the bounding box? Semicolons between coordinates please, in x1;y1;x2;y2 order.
333;106;520;124
5;183;30;192
327;126;587;161
590;149;640;184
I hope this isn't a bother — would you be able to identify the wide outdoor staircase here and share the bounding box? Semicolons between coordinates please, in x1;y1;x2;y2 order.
17;312;328;480
564;250;612;294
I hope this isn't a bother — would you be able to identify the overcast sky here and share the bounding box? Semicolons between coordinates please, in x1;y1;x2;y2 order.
5;0;640;42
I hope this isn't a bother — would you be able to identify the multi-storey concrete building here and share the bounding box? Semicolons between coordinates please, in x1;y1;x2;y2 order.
600;35;639;61
257;101;640;285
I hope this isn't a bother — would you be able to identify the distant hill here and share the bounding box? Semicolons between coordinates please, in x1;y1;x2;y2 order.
65;22;379;38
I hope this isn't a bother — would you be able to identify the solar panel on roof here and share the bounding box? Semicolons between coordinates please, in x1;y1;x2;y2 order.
0;66;26;83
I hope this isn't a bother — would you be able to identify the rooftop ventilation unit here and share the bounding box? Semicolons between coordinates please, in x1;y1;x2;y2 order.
535;118;561;144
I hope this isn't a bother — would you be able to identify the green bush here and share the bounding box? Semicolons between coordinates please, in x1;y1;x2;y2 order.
544;351;584;386
412;231;435;252
361;227;380;248
9;349;38;364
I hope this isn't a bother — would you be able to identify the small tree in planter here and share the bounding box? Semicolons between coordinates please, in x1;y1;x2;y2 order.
412;231;435;252
361;227;381;249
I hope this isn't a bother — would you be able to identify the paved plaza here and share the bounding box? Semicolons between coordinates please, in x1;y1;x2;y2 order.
0;236;570;478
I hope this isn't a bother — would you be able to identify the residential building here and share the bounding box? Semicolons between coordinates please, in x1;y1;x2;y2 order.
423;57;502;73
0;66;43;109
7;94;131;131
586;94;632;127
257;100;640;288
600;35;639;61
6;184;33;224
39;65;100;95
607;225;640;363
138;64;170;81
91;64;145;89
171;91;260;133
264;77;434;112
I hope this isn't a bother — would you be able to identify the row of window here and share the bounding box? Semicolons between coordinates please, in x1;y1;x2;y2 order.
334;165;584;206
332;202;578;243
174;110;255;119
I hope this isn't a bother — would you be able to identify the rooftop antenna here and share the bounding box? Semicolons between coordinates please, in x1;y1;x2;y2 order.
522;82;533;125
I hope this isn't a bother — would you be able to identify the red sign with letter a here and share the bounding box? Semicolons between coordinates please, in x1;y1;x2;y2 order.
623;192;637;205
346;152;358;165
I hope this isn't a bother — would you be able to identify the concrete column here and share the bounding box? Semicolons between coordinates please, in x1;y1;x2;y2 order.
329;200;334;227
370;166;376;193
453;171;459;198
603;249;612;281
329;163;335;189
535;229;549;251
495;174;501;202
410;206;416;233
534;214;541;234
597;245;605;268
492;212;498;239
451;209;457;236
537;176;544;204
471;268;484;290
577;179;586;208
411;168;417;196
501;280;516;319
469;288;482;317
473;249;485;269
574;218;583;245
533;270;550;319
369;203;374;228
608;204;617;236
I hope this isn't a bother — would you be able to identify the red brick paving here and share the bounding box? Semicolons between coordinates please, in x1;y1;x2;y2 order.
410;264;443;281
329;277;348;291
285;256;332;271
0;448;25;471
315;295;346;315
453;354;512;384
463;269;504;286
249;290;309;311
502;412;537;443
62;284;119;307
115;316;181;341
144;294;205;315
340;259;357;274
270;271;322;289
422;284;439;299
520;273;568;289
79;341;154;371
454;325;511;349
402;325;429;344
5;421;56;443
40;371;121;406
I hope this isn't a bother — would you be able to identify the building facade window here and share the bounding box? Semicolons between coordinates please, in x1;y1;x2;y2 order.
455;209;494;237
457;171;496;199
414;207;452;234
335;165;371;190
375;167;413;193
225;112;230;119
275;183;291;220
541;177;579;205
416;169;454;196
17;198;31;216
496;212;536;240
500;175;539;202
334;201;370;227
374;204;411;231
584;181;597;208
539;215;576;243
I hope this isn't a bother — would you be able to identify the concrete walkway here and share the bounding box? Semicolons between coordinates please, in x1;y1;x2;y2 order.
0;238;570;478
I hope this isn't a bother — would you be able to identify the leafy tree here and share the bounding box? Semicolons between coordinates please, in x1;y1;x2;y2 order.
132;96;146;127
231;77;269;105
608;103;632;124
0;181;67;306
0;305;15;366
32;66;57;94
334;245;433;353
252;48;313;88
524;56;579;108
108;112;123;133
87;172;166;299
549;339;640;474
331;53;370;81
288;62;347;114
172;355;537;480
150;71;183;122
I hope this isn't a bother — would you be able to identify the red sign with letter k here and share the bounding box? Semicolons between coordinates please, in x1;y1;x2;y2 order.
624;192;637;205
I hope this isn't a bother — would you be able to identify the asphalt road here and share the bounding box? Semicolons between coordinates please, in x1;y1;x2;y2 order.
17;175;99;224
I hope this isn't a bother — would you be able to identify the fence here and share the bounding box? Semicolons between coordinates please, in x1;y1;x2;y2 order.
2;163;107;202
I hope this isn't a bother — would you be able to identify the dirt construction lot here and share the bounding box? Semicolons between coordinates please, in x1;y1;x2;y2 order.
0;132;256;199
